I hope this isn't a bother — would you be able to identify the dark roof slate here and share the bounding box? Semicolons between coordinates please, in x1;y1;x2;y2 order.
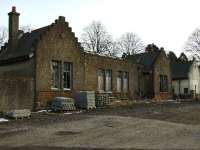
171;60;193;79
126;51;161;72
0;26;49;62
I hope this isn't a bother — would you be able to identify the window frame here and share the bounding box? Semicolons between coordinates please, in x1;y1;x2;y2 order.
51;60;62;90
184;88;188;94
63;62;72;91
105;69;112;92
123;72;129;93
117;71;123;92
160;74;168;92
97;68;105;92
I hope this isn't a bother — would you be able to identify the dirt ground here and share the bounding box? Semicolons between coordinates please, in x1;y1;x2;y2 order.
1;100;200;150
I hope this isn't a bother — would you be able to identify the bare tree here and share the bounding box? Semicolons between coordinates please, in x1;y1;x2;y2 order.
81;21;114;55
0;25;33;48
0;27;8;47
19;25;33;33
184;28;200;60
117;32;145;55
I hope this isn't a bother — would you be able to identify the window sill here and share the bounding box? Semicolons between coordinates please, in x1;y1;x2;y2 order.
63;88;71;91
51;88;60;91
105;91;113;93
98;91;113;94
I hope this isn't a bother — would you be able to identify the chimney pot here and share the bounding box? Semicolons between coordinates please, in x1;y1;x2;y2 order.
58;16;65;22
12;6;16;12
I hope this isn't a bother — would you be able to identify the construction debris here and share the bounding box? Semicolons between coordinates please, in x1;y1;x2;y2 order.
0;118;9;123
51;97;76;112
76;91;96;110
6;109;31;120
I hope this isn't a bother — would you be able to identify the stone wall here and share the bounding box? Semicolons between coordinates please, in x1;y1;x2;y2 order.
35;17;140;106
35;18;86;106
84;53;140;100
153;50;172;100
0;78;34;112
0;60;35;111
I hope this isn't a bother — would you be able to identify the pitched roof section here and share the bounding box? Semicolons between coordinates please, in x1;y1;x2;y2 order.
171;60;193;79
0;26;49;63
126;51;161;72
0;16;83;64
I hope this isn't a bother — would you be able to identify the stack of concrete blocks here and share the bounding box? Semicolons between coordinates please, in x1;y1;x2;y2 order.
75;91;96;110
61;97;76;111
52;97;76;111
6;109;31;119
95;92;113;107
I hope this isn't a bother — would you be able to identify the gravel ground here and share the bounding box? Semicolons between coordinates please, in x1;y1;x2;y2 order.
0;100;200;150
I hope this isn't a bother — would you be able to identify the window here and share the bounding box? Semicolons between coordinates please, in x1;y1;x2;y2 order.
160;75;168;92
123;72;129;93
164;75;168;92
52;61;61;89
117;71;129;93
97;69;112;92
105;70;112;91
184;88;188;94
63;62;72;90
98;69;105;91
51;61;73;90
117;71;123;92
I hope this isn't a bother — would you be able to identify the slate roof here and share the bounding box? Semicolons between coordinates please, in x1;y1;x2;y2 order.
0;25;49;63
126;50;161;72
171;60;193;79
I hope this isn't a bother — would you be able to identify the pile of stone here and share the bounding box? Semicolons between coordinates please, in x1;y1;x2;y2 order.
6;109;31;119
76;91;96;110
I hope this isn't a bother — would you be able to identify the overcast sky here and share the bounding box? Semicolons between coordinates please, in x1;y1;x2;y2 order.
1;0;200;56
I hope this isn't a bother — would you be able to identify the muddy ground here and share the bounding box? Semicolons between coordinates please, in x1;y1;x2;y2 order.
1;100;200;150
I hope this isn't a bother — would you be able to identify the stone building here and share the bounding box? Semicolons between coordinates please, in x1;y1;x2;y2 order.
0;7;141;111
171;53;200;98
126;44;172;100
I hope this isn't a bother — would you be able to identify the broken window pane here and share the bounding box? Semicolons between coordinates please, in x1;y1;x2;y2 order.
98;69;105;92
117;71;123;92
52;61;61;89
123;72;129;93
105;69;112;91
63;62;72;89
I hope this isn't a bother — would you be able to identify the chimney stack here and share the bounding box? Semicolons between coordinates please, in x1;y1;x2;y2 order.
8;6;20;49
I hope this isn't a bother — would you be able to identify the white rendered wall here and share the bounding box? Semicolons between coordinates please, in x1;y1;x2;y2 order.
188;62;200;94
172;79;189;95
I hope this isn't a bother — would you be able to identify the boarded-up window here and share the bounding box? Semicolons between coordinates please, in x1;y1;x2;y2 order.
63;62;72;90
52;61;61;89
105;70;112;91
98;69;105;91
117;71;123;92
123;72;129;93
